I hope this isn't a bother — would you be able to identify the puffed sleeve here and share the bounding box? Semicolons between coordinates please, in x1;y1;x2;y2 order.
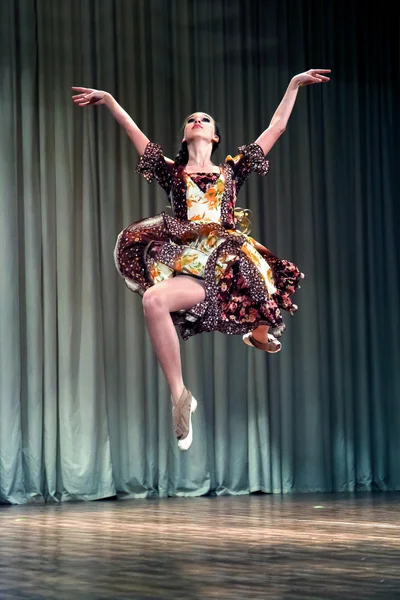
225;142;269;193
136;142;172;194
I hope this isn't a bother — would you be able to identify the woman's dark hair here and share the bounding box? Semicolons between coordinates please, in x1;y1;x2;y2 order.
174;116;221;166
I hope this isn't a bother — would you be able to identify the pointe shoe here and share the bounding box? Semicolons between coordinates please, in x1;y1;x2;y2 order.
243;332;282;354
172;388;198;451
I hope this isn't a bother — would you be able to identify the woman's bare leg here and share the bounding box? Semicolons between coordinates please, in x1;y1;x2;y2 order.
142;275;205;403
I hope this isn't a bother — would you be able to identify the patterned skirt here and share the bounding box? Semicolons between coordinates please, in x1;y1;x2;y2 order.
114;212;303;341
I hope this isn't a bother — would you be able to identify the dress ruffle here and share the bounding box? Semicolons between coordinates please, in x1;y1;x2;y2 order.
237;143;270;176
114;213;302;340
136;142;163;183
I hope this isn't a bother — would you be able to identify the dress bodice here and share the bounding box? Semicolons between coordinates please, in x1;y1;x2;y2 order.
136;142;270;229
184;172;224;225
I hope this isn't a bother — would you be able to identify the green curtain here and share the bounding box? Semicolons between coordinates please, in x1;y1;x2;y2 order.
0;0;399;504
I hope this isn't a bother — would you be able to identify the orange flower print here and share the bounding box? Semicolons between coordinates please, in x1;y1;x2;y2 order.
204;188;219;210
181;254;196;267
216;179;225;194
241;244;254;260
150;265;161;280
205;188;216;201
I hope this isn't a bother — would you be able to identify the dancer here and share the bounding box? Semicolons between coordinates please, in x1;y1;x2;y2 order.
72;68;330;451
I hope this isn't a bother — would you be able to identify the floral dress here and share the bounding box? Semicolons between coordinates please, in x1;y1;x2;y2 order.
114;142;302;341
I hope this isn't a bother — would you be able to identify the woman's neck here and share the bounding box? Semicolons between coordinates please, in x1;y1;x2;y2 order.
186;140;215;170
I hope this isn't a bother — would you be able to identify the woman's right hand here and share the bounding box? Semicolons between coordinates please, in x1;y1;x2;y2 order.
71;87;110;106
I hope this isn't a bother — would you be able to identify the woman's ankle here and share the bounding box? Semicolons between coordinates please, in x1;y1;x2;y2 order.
171;382;185;405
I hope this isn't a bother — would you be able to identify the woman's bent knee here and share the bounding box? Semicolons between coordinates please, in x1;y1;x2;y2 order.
142;287;166;317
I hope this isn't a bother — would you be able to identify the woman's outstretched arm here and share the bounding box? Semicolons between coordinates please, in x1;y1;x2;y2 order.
72;87;153;157
255;69;331;155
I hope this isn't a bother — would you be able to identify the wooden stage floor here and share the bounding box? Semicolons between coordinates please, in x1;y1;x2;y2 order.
1;493;400;599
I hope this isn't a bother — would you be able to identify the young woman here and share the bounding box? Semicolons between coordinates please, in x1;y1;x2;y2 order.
72;68;330;451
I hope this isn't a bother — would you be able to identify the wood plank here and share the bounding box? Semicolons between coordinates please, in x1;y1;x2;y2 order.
1;494;399;599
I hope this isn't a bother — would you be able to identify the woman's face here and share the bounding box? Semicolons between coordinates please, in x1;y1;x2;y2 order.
183;112;219;145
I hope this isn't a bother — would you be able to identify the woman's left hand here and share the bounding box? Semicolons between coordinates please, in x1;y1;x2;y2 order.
292;69;331;87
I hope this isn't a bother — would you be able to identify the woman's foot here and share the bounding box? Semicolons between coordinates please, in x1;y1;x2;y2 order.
243;332;282;354
172;387;198;451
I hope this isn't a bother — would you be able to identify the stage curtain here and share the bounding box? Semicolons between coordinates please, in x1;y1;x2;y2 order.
0;0;399;503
